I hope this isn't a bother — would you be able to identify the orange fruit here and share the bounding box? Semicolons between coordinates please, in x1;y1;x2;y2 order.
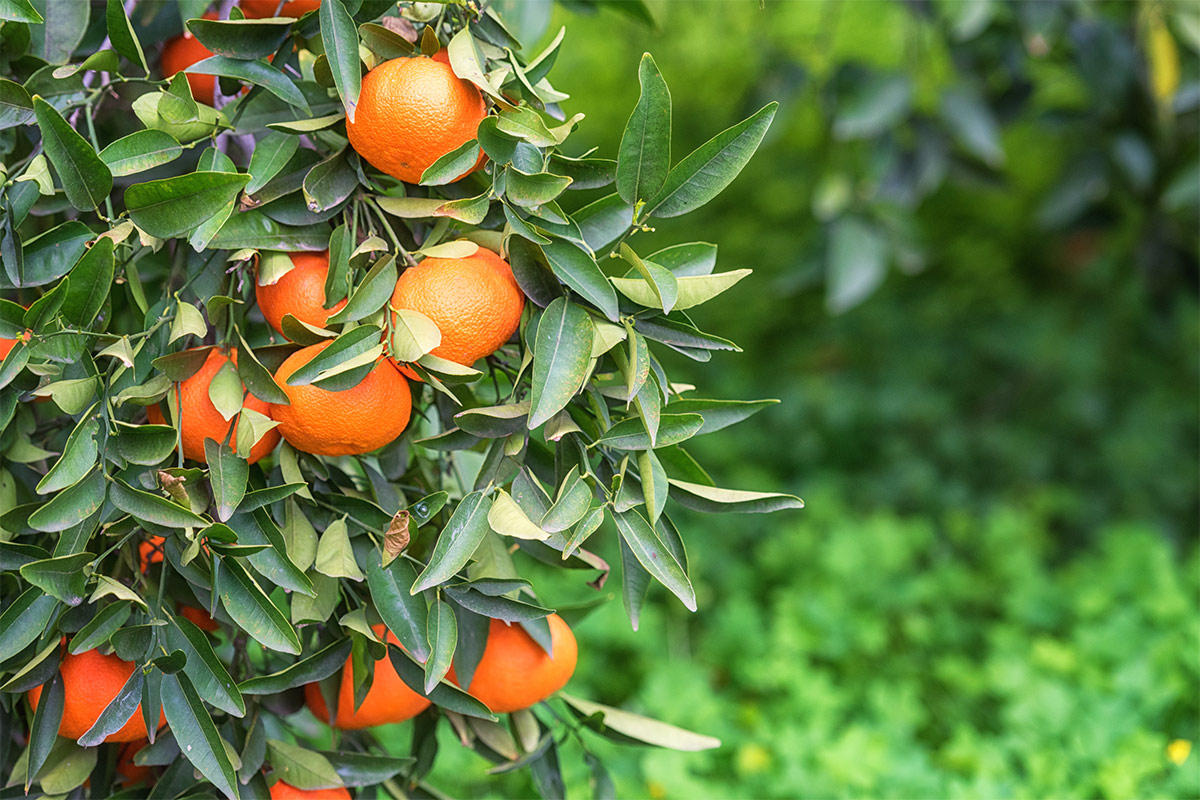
269;782;350;800
450;614;577;713
256;251;347;338
304;626;430;729
139;535;165;571
432;49;450;65
115;740;154;787
268;341;412;456
28;649;167;743
389;247;524;367
146;348;280;465
347;57;487;184
241;0;321;18
161;12;219;105
0;334;19;360
178;604;220;632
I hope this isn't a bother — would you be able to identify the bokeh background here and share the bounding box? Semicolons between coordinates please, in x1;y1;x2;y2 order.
391;1;1199;796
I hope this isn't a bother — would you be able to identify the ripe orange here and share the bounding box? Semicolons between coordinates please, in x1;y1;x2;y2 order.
389;247;524;367
240;0;321;18
161;12;218;105
256;251;347;338
139;535;165;571
28;649;167;743
115;740;154;787
347;57;487;184
304;626;430;728
269;782;350;800
450;614;577;713
0;333;20;360
178;604;220;632
146;348;280;465
268;341;412;456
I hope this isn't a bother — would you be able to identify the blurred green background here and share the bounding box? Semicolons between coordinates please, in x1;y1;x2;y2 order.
398;1;1200;796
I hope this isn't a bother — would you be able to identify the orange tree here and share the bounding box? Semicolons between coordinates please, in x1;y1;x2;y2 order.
0;0;802;797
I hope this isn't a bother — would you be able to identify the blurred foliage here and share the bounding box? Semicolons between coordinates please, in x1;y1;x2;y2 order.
372;0;1200;797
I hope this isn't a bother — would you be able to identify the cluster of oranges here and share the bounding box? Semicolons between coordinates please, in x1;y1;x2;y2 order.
23;7;577;793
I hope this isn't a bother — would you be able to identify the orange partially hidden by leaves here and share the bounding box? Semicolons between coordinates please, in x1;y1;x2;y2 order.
268;341;412;457
28;649;167;743
178;604;220;632
269;781;350;800
240;0;321;18
146;348;280;465
139;535;165;571
390;247;524;367
304;626;430;729
116;740;154;787
256;251;347;338
451;614;577;713
161;12;219;105
347;57;487;184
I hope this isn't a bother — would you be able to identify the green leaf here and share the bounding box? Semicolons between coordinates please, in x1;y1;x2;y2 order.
386;643;496;720
540;239;618;321
612;268;750;311
487;489;550;541
455;402;530;438
36;413;98;494
365;557;430;662
826;216;887;314
327;255;396;323
205;440;248;522
111;477;208;528
99;130;183;177
219;557;301;655
239;638;351;696
57;237;112;326
666;478;804;514
29;0;87;64
267;740;345;791
105;0;147;72
28;467;107;532
597;413;703;451
245;132;299;195
302;149;356;211
647;102;777;218
447;26;504;102
68;601;131;653
228;509;315;596
424;598;457;694
26;674;63;789
443;586;551;623
0;78;36;129
77;667;143;746
617;53;671;205
20;553;91;606
647;241;717;276
388;308;441;363
560;693;720;751
0;588;58;662
505;168;573;209
541;473;592;533
662;398;777;435
420;139;483;186
32;97;112;211
314;517;364;581
612;508;695;611
0;0;42;23
188;17;295;60
210;210;329;251
235;334;290;405
167;615;245;717
617;243;678;313
188;55;310;113
528;297;594;428
161;671;240;800
322;750;412;787
126;172;250;239
320;0;361;122
412;491;493;594
358;22;415;60
8;220;91;289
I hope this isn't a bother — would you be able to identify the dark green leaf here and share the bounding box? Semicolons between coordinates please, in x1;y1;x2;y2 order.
0;0;42;23
205;439;248;522
387;643;496;720
443;586;552;623
420;139;483;186
423;598;457;694
26;674;63;789
168;615;245;717
59;236;113;326
36;414;98;494
111;478;208;528
238;638;351;695
219;557;301;654
322;750;413;787
99;130;182;177
29;0;87;64
267;739;344;791
106;0;147;72
78;667;143;746
412;491;493;594
160;671;240;800
126;172;250;239
647;102;777;218
597;413;703;451
528;297;594;428
0;78;36;129
326;255;396;323
189;55;310;112
302;150;356;211
245;132;299;195
612;508;695;611
188;17;294;60
236;335;290;405
616;53;671;205
540;239;619;321
29;467;107;532
662;398;777;435
320;0;361;122
68;601;131;653
20;553;90;606
32;97;112;211
366;556;430;662
0;588;59;662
